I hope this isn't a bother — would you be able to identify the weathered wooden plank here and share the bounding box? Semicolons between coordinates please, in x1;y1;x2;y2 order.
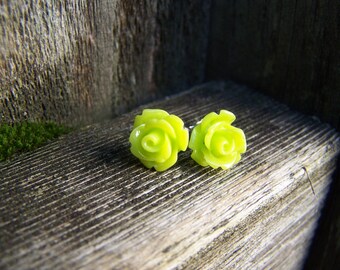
0;0;211;124
207;0;340;129
0;81;339;269
303;158;340;270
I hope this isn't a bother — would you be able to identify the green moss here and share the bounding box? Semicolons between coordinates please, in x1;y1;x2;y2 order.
0;122;71;161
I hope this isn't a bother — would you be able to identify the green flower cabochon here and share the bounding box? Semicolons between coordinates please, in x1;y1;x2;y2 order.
189;110;247;170
129;109;189;171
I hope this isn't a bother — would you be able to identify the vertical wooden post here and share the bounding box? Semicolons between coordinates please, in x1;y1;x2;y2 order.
0;0;211;125
207;0;339;129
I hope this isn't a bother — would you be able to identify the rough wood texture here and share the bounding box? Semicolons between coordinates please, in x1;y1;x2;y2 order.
207;0;340;129
0;81;339;269
0;0;210;124
303;157;340;270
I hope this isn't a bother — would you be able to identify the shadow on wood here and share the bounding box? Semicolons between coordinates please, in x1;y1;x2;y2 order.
0;1;211;125
0;82;339;269
207;0;340;129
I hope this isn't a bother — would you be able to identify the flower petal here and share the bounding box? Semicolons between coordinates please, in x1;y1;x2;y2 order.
218;110;236;124
130;127;169;162
229;126;247;153
178;127;189;151
134;109;169;128
145;119;176;139
204;122;227;150
165;115;189;151
165;115;183;136
210;131;235;157
129;125;146;159
203;147;238;169
200;112;218;133
141;131;162;153
154;149;178;171
155;133;172;162
191;149;208;167
140;159;154;169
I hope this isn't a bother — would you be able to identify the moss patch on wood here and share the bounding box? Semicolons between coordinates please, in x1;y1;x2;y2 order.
0;122;71;161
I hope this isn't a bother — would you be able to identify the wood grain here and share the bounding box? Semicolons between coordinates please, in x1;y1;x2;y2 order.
0;0;211;125
207;0;340;129
0;81;339;269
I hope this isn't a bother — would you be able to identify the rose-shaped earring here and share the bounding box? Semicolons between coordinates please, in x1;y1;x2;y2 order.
188;110;247;170
129;109;189;171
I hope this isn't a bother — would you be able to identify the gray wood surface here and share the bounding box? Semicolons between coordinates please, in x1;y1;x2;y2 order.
207;0;340;129
1;81;339;269
0;0;210;124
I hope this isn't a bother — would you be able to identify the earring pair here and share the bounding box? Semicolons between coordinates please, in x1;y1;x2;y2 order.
129;109;247;172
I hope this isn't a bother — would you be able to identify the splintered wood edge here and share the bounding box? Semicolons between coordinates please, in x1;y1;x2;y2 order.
0;81;339;270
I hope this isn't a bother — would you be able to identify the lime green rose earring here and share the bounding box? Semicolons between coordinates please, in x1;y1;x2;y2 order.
129;109;189;171
189;110;247;170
